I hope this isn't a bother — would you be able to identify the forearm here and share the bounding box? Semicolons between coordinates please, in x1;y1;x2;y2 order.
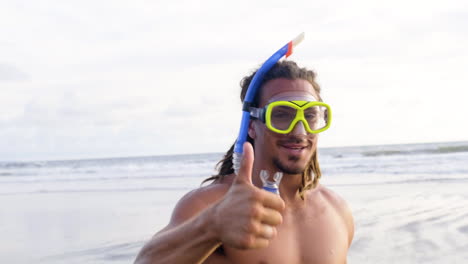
134;206;222;264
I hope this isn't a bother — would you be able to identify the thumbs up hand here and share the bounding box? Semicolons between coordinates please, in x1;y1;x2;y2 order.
211;142;285;249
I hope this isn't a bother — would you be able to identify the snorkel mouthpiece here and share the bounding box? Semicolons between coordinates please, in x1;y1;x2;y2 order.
233;33;305;174
260;170;283;195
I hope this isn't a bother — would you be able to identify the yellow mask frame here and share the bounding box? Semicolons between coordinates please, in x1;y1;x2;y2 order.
250;100;332;134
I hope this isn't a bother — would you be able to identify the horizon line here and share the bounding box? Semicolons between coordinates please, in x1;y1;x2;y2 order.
1;139;467;164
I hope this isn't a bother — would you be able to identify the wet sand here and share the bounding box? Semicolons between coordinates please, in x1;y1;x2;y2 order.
2;179;467;263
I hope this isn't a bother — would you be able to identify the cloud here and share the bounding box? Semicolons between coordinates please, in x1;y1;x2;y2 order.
0;64;30;81
0;0;467;160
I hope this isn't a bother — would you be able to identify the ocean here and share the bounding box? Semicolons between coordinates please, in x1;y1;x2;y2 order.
1;141;467;263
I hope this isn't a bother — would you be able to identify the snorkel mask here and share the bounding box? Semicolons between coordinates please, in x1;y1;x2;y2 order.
249;99;332;134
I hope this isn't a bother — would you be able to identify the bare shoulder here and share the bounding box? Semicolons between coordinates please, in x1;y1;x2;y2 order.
312;185;355;245
314;185;351;213
167;175;235;228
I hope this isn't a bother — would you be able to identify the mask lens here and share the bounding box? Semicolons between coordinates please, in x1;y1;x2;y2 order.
304;105;329;130
270;105;297;131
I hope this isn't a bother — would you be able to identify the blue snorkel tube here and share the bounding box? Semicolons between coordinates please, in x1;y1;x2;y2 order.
233;33;305;174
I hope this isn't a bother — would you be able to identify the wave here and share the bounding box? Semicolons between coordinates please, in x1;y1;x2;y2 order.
330;176;468;187
362;150;406;157
0;186;193;196
362;144;468;157
433;145;468;154
0;161;46;169
0;172;210;184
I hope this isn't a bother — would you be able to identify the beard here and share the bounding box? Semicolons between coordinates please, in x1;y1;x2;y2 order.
270;133;316;175
273;155;306;175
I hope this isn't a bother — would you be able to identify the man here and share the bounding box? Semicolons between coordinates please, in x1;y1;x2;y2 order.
135;60;354;264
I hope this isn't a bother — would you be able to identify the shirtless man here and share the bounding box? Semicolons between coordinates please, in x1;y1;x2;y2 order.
135;61;354;264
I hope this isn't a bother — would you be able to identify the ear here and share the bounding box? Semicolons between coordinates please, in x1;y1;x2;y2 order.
248;120;256;139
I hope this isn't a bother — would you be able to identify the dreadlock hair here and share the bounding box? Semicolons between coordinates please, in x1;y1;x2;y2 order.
202;60;323;199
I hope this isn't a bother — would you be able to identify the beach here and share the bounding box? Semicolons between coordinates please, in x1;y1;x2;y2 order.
1;141;467;263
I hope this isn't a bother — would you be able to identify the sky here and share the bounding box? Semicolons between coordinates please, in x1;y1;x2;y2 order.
1;0;467;161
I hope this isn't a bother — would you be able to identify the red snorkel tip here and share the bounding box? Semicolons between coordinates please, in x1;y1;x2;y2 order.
285;42;293;58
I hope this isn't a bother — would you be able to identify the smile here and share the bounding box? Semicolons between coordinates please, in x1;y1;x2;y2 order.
280;144;307;154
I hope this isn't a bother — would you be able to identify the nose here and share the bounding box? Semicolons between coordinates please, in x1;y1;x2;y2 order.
290;121;307;135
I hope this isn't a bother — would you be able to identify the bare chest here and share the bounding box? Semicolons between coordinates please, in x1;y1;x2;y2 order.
224;203;349;264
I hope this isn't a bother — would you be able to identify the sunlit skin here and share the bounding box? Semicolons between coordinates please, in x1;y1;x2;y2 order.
134;78;354;264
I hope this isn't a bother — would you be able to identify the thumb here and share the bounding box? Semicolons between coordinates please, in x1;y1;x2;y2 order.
234;142;254;185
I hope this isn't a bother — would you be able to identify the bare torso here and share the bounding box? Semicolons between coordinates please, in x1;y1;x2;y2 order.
197;175;353;264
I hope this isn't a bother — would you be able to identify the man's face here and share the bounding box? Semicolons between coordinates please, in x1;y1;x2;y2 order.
249;78;320;175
